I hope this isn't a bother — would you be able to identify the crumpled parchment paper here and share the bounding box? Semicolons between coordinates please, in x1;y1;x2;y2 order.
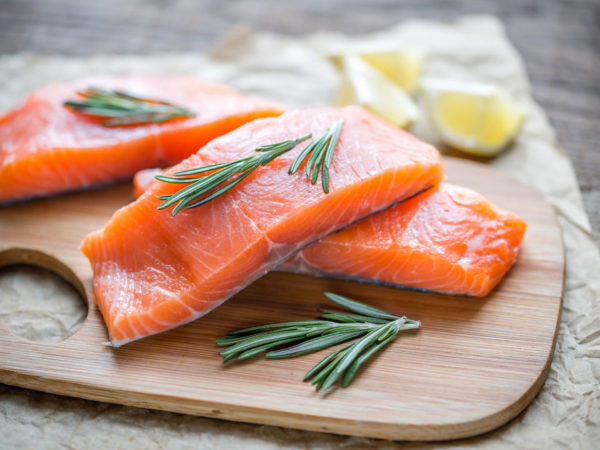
1;15;599;449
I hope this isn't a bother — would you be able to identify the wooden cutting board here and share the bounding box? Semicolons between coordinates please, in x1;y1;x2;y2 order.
0;157;564;441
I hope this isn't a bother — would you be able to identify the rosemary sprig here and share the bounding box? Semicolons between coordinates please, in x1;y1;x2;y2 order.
155;120;344;214
64;88;195;126
155;134;312;215
216;292;420;391
288;119;344;193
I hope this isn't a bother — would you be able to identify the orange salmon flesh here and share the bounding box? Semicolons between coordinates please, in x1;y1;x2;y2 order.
135;171;526;297
0;75;284;203
280;183;527;297
81;106;445;346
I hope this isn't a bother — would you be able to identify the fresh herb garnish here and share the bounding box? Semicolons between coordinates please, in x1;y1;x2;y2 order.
217;292;420;391
155;134;312;215
288;119;344;193
64;88;195;127
155;120;345;215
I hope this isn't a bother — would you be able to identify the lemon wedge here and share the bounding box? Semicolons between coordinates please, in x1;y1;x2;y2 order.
336;54;419;128
420;78;525;156
327;47;425;93
358;49;425;93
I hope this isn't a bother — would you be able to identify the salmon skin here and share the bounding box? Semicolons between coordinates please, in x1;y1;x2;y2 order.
135;172;526;297
81;106;444;346
280;183;527;297
0;75;284;203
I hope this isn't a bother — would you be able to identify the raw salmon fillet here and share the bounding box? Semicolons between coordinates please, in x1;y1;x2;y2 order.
81;106;444;346
135;172;527;297
0;75;284;203
280;183;527;297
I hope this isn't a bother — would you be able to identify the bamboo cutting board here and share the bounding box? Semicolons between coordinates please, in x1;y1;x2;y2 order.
0;157;564;441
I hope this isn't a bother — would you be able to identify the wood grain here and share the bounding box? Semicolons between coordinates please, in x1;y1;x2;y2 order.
0;0;597;247
0;158;564;441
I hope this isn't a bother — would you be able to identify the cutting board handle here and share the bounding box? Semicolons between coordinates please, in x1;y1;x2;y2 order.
0;246;103;346
0;247;88;302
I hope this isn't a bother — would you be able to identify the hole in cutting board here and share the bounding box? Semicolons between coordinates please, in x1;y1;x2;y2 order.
0;264;88;343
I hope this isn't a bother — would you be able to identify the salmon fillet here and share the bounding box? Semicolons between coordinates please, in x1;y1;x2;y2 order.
280;183;527;297
0;75;284;203
135;171;526;297
81;106;444;346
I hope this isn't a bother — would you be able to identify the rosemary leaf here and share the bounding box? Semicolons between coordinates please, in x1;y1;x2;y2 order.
216;292;420;391
303;345;350;381
266;330;365;359
219;328;311;361
288;140;318;174
342;332;398;387
305;138;326;178
319;313;359;323
172;160;241;177
156;119;344;213
225;320;332;336
311;157;322;185
324;292;402;321
288;119;344;193
318;310;390;324
319;323;393;391
156;134;311;215
237;336;305;360
183;168;255;210
321;119;343;193
324;120;343;170
312;350;348;389
64;88;195;127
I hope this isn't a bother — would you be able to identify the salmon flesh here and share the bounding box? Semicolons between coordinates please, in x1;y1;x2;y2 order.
280;183;527;297
81;106;444;346
136;170;526;297
0;75;284;203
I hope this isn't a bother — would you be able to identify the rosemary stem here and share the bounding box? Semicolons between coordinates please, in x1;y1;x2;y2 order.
216;292;420;391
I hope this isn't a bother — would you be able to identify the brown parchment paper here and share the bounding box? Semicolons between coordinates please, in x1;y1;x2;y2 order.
1;16;598;449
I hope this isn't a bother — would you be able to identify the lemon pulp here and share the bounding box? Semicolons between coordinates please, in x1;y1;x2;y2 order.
335;54;419;128
420;78;524;156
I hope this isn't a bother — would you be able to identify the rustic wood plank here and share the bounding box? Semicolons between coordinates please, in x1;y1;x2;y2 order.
0;157;564;440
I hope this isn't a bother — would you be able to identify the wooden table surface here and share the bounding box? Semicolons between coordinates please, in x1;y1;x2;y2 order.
1;0;598;246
